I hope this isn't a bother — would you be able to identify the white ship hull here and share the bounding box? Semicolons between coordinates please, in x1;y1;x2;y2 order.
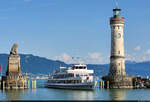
45;83;95;90
46;64;95;90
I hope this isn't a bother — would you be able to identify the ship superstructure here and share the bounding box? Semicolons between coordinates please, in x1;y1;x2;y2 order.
46;64;95;89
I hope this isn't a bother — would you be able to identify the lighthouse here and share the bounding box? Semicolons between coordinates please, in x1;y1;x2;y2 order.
109;4;126;77
102;2;134;88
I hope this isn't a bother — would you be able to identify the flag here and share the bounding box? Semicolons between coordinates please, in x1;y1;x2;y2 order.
0;64;2;72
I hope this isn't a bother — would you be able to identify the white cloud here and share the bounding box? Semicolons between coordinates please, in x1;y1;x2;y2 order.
53;52;105;64
85;52;104;64
125;53;136;61
88;53;100;59
141;56;147;62
134;46;141;51
125;53;148;62
146;49;150;54
53;52;150;64
53;53;72;64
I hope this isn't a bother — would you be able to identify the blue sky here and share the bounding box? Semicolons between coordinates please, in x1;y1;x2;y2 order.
0;0;150;64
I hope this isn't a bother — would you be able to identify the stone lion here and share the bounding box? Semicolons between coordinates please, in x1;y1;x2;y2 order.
10;43;18;55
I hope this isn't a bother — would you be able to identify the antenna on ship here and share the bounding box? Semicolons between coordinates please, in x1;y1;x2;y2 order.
72;57;77;64
72;56;83;64
77;57;82;65
77;56;84;65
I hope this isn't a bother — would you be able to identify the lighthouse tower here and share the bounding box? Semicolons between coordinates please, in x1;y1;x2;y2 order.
102;2;134;88
109;4;126;77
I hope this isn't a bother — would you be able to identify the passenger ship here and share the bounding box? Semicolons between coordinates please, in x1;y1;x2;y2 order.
46;64;95;90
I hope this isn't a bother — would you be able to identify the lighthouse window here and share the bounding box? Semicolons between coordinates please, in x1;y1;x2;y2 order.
113;26;115;29
79;67;82;69
118;51;120;54
75;67;79;69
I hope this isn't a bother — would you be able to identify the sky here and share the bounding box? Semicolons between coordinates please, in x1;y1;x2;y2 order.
0;0;150;64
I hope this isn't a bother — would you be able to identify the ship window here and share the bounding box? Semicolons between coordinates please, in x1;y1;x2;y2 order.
73;66;75;69
70;74;74;77
76;67;78;69
72;80;74;83
76;74;79;77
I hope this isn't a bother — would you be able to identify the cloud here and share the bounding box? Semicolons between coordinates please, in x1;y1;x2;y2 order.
85;52;103;64
53;52;105;64
125;53;136;61
88;53;100;59
141;56;147;62
53;52;150;64
134;46;141;51
146;49;150;54
53;53;72;64
125;53;148;62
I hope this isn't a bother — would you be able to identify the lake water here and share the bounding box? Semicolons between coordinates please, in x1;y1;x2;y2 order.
0;79;150;101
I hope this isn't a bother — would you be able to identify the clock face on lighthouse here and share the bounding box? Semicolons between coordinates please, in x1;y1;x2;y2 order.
116;33;121;38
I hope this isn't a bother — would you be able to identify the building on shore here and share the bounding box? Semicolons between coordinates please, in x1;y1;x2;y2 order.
1;43;28;89
102;3;134;88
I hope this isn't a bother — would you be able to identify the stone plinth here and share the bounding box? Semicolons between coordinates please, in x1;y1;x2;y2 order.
102;75;134;88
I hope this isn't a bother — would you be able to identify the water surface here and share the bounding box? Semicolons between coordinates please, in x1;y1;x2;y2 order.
0;79;150;100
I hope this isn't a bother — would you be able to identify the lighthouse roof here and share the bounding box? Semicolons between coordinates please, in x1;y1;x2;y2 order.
113;8;121;11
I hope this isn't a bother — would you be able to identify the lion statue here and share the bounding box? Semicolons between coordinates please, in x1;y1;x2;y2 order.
10;43;18;55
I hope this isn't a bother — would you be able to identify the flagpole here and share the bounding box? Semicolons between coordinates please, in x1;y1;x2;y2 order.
0;64;2;81
1;64;2;77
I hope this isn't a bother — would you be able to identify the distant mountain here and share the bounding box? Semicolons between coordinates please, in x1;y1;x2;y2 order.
0;54;150;77
125;60;137;64
0;54;68;75
87;64;109;77
125;61;150;77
